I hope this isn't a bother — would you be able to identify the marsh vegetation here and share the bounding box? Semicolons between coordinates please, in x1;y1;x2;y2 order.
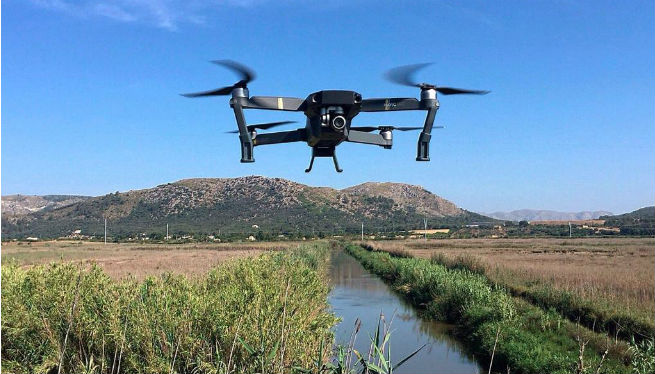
362;238;655;341
346;242;645;373
2;243;336;373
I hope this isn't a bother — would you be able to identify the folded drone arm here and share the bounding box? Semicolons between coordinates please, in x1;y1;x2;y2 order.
346;130;391;147
359;95;441;161
253;129;307;146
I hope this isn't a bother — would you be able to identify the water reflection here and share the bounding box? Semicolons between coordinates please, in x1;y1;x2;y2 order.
328;250;482;374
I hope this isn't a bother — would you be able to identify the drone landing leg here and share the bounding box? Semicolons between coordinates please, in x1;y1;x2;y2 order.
305;154;316;173
332;153;343;173
305;147;342;173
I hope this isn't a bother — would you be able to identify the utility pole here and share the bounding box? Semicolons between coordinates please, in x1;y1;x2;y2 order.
424;218;428;242
166;223;169;240
361;222;364;241
104;218;107;245
569;221;572;238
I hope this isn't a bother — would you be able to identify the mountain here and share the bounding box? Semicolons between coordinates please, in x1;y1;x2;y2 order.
1;194;91;217
1;176;493;239
486;209;613;222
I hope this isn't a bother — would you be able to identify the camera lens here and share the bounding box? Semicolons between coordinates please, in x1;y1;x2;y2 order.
332;116;346;130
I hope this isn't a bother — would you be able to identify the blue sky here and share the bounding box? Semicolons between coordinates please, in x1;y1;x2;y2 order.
2;0;653;214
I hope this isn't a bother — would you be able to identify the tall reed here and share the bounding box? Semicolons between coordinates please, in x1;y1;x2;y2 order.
2;243;337;374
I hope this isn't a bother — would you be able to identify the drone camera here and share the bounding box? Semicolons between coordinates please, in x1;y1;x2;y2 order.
321;106;346;131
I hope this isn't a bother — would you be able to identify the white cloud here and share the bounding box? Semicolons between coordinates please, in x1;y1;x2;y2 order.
28;0;261;31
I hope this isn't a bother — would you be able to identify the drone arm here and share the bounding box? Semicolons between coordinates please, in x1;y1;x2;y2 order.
244;96;305;111
230;96;255;162
416;98;439;161
360;98;421;112
253;129;307;146
346;130;392;147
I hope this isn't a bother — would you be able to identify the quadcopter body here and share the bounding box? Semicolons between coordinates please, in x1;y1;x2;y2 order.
183;61;488;172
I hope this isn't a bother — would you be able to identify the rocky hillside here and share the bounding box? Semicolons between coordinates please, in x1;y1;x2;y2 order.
1;176;492;238
1;195;91;217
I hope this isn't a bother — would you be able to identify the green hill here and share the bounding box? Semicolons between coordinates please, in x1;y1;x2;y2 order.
601;206;655;235
1;176;493;239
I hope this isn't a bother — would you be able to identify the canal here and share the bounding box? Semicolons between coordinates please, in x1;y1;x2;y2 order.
328;249;482;374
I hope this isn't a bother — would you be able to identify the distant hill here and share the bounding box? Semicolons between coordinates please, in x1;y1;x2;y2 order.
600;206;655;229
601;206;655;222
1;176;493;239
1;194;91;217
600;207;655;235
486;209;613;222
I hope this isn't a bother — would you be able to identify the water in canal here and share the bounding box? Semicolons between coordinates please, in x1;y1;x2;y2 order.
328;250;482;374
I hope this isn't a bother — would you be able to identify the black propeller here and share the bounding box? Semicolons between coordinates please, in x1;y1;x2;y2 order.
350;125;443;132
385;63;489;95
182;60;256;98
225;121;296;134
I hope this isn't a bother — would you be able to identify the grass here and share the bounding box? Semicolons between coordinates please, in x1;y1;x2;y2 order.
1;242;337;373
345;242;633;374
1;240;301;279
362;238;655;341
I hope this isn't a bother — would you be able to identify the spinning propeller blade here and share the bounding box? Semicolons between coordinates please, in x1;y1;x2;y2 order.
385;63;489;95
225;121;297;133
182;60;256;98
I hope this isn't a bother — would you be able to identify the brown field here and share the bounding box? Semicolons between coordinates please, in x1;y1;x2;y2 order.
362;237;655;319
1;240;300;279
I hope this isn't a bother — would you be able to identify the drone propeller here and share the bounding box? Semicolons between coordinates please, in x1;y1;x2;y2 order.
225;120;296;133
385;63;489;95
350;125;444;132
182;60;256;98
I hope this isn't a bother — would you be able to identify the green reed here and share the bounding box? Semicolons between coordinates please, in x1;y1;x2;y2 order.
2;243;337;374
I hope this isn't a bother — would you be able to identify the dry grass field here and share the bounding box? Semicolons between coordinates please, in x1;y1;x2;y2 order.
1;240;299;279
363;238;655;322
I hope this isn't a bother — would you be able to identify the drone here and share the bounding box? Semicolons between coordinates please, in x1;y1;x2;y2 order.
182;61;488;172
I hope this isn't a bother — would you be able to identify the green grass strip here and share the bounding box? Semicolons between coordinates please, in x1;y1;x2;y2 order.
428;251;654;342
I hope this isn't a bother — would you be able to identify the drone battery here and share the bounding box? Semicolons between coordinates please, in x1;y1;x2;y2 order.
319;90;358;105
